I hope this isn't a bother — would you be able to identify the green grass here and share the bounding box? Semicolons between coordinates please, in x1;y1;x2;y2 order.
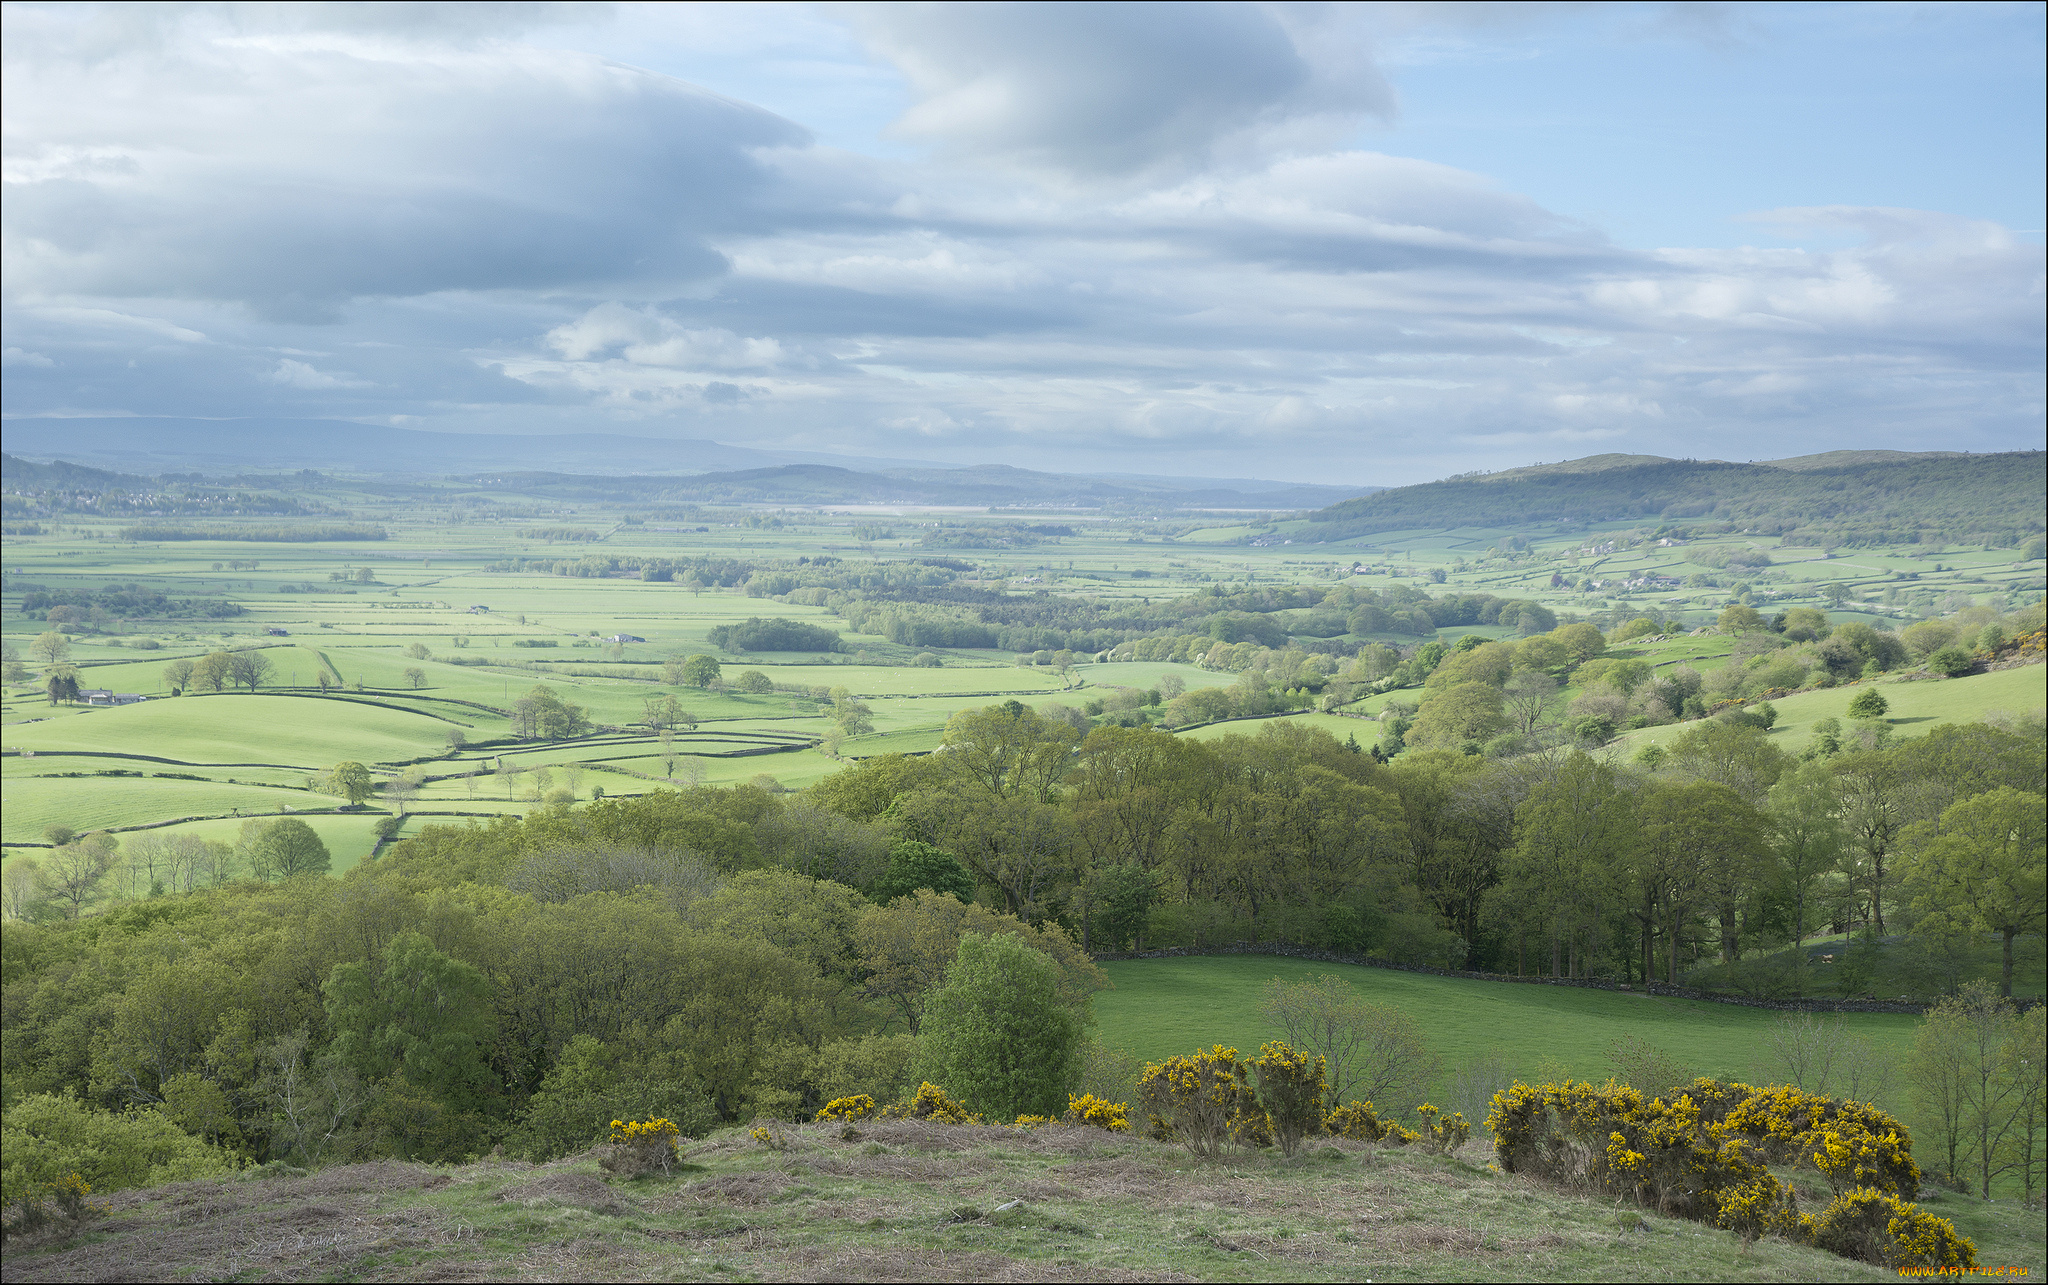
0;774;329;845
1175;711;1382;746
1613;664;2047;758
1095;956;1919;1116
3;693;459;766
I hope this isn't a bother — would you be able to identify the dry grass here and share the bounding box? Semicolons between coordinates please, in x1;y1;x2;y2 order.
1;1121;1904;1283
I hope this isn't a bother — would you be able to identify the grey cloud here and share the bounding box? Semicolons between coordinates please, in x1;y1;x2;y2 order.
848;1;1393;181
4;15;803;319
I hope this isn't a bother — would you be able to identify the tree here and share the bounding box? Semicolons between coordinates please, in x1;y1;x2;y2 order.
1905;786;2046;998
2;856;42;921
1666;718;1789;806
384;771;422;816
1847;688;1889;720
162;658;194;692
405;642;432;660
30;630;70;664
736;669;773;694
1767;762;1847;949
1260;974;1440;1114
1911;984;2029;1198
917;932;1083;1120
1500;668;1561;737
191;650;233;693
227;649;272;692
35;833;120;918
1405;680;1506;750
405;667;426;689
1833;748;1913;933
246;818;333;880
44;666;79;705
680;655;721;688
320;760;377;806
868;840;976;903
323;932;497;1155
1718;604;1766;633
512;686;589;739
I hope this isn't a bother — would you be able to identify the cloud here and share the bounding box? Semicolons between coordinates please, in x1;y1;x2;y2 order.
848;1;1392;182
546;304;789;369
266;357;369;389
1;3;2039;483
2;5;803;319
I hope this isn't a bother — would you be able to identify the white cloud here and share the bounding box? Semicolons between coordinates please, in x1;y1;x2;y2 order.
266;357;369;389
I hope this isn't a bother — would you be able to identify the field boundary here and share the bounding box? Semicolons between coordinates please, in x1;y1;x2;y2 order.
1089;941;1962;1014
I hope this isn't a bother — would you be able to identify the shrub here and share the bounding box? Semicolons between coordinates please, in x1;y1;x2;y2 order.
1846;688;1889;720
1926;646;1977;677
815;1095;875;1123
598;1118;682;1178
1249;1041;1328;1156
1802;1187;1976;1270
879;1082;979;1124
1486;1077;1950;1265
1413;1103;1471;1155
1139;1045;1271;1156
917;933;1082;1120
1063;1093;1130;1132
1325;1100;1416;1146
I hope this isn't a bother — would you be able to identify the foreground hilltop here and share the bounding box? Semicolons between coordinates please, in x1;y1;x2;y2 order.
4;1118;2003;1283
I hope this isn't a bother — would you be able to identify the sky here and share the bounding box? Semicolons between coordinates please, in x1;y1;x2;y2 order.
2;1;2043;487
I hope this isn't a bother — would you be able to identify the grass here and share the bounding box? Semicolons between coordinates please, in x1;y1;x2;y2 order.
0;774;334;846
1612;664;2047;758
0;1119;1932;1283
1094;956;1920;1118
1174;711;1382;746
4;693;459;766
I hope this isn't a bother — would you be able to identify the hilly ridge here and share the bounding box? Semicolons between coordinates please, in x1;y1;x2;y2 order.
1307;450;2045;546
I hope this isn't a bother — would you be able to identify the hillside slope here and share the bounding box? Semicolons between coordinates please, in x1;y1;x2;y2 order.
0;1121;1951;1283
1306;451;2045;547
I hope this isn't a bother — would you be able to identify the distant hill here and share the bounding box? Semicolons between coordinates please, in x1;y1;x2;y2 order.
0;418;1375;511
451;463;1372;510
0;453;152;491
1307;451;2045;547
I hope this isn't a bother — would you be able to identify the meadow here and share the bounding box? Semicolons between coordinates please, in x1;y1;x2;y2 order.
4;472;2040;864
1094;955;1917;1115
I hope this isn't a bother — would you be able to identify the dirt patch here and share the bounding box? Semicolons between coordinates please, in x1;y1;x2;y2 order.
496;1171;633;1216
674;1172;795;1205
776;1246;1195;1283
295;1159;453;1198
1386;1223;1485;1253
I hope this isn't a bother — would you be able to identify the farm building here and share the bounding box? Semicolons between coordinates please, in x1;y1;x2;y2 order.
79;690;145;706
607;633;645;643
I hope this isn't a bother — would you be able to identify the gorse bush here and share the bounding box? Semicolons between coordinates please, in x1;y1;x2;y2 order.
1248;1041;1327;1157
1139;1045;1271;1157
815;1095;876;1123
1486;1076;1964;1269
1324;1099;1417;1146
1063;1093;1130;1132
878;1082;979;1124
1412;1103;1470;1155
1803;1187;1975;1270
599;1117;681;1178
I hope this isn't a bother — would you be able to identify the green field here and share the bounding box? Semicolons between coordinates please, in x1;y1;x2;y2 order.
1096;955;1918;1117
1175;710;1383;746
1613;664;2047;758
